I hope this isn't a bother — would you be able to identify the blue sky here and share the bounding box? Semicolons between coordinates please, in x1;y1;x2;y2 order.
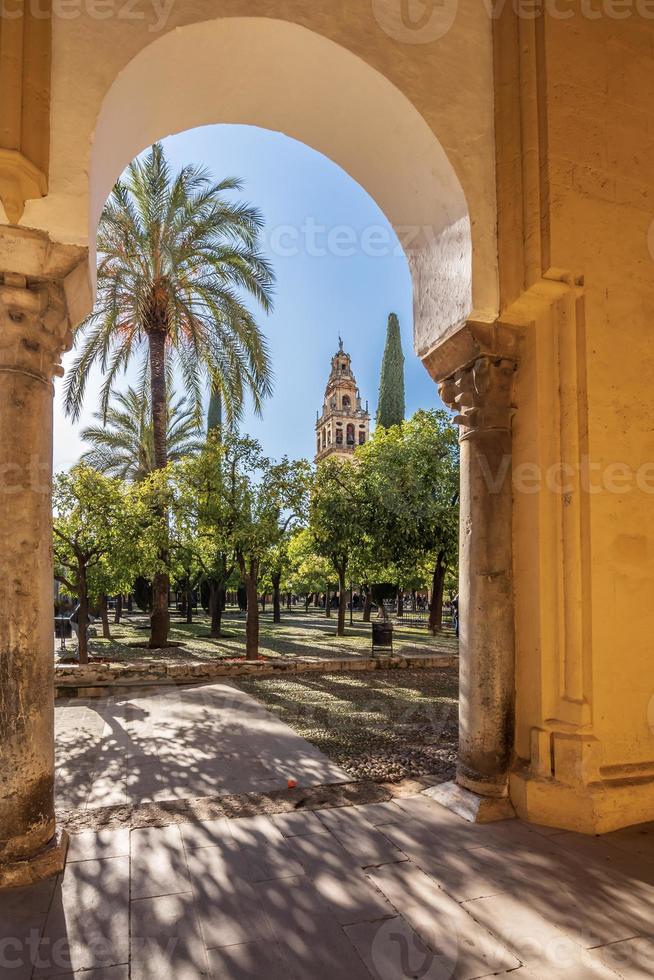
53;124;444;471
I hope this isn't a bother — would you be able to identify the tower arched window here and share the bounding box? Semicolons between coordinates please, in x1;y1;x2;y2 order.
336;427;343;445
342;395;351;410
346;423;355;445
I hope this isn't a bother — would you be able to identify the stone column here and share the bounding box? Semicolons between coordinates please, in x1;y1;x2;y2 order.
0;268;75;887
426;353;517;822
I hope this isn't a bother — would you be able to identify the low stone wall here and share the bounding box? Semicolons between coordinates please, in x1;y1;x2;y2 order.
54;652;457;697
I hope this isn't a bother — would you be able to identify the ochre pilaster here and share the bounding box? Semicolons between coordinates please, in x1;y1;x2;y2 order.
0;1;52;223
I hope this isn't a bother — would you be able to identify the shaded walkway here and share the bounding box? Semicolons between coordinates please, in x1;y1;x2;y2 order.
2;793;653;977
55;683;349;810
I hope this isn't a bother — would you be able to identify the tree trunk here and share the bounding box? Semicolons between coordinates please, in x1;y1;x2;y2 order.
272;573;281;624
261;594;266;614
411;590;417;613
244;566;259;660
287;591;292;610
429;551;447;634
114;594;123;624
77;564;89;665
325;586;331;618
186;583;193;624
127;594;133;612
305;593;311;613
209;581;223;638
147;327;170;649
363;587;372;623
100;594;111;640
337;569;347;637
397;591;404;617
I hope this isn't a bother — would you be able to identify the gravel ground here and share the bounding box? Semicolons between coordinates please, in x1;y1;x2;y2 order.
236;668;459;784
59;609;457;663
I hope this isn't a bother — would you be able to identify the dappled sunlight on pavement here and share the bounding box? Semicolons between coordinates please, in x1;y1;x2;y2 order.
2;790;654;977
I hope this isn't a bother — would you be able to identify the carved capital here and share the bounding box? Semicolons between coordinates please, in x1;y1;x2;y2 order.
439;356;517;439
0;275;72;385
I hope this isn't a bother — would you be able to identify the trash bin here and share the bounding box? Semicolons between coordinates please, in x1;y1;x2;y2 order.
372;621;393;655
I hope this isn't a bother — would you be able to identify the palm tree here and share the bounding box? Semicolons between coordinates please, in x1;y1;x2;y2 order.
80;387;204;482
65;143;275;647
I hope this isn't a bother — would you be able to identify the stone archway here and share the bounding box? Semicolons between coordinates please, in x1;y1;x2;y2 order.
0;7;518;885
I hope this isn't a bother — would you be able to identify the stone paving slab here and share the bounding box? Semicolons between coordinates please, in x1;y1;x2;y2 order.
2;793;654;978
55;682;350;811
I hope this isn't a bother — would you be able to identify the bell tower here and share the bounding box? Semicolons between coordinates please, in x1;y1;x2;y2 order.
315;338;370;462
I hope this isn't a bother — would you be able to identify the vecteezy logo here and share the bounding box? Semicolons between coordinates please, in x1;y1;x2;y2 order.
372;0;458;44
370;917;458;979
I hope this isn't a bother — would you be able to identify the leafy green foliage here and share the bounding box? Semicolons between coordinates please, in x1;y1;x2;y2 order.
53;466;142;662
309;457;364;634
64;143;275;425
81;387;203;481
286;528;333;598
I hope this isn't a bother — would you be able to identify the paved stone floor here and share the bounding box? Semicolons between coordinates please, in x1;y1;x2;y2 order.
2;794;654;978
54;683;349;809
4;684;653;977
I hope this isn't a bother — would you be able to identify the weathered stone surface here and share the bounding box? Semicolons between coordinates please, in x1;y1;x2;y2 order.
0;251;84;884
53;652;458;697
0;829;69;889
423;781;516;824
440;352;517;799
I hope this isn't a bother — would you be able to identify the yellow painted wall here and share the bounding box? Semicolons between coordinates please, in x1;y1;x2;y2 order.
511;10;654;830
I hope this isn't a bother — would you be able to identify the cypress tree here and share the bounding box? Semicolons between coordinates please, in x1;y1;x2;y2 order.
207;388;222;436
376;313;405;428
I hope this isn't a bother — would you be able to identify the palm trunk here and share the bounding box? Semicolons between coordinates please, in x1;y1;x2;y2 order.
272;573;281;624
147;327;170;649
100;595;111;639
429;550;447;634
337;569;347;637
114;594;123;624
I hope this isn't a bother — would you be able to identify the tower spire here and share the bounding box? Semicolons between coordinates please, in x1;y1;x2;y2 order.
315;343;370;462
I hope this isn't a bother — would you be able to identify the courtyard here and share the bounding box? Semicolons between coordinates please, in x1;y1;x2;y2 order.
2;676;653;978
57;609;458;665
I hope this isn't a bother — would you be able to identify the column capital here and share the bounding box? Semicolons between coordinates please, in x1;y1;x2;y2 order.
0;225;91;384
439;355;517;439
0;276;71;385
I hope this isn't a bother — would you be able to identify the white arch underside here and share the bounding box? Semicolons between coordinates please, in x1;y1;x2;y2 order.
88;17;473;353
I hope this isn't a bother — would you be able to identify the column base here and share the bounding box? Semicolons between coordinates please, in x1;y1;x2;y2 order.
422;781;516;823
511;766;654;835
0;828;69;890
